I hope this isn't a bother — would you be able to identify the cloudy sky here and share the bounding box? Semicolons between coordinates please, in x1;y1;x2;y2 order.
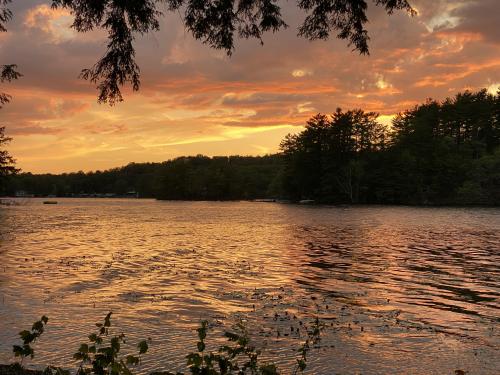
1;0;499;173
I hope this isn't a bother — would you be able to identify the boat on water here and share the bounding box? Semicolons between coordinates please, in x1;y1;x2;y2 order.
299;199;315;205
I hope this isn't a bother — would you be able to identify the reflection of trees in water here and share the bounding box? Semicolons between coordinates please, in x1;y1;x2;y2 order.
280;207;499;338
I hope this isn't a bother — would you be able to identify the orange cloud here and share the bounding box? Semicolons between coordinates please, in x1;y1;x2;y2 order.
415;59;500;87
24;4;74;43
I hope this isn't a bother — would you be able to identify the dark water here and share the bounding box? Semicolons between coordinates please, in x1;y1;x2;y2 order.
0;199;499;374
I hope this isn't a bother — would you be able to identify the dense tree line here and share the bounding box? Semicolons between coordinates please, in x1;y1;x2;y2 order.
5;162;163;198
3;89;499;205
155;155;284;200
281;89;500;205
4;155;284;200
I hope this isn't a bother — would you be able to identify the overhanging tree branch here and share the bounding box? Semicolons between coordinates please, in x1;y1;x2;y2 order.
5;0;414;105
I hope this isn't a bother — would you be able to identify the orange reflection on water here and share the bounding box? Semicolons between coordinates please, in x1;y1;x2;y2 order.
0;200;498;374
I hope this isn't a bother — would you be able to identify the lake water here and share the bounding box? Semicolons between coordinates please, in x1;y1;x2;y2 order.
0;199;499;374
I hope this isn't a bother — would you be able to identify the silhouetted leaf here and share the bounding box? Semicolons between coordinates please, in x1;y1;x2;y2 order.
137;340;148;355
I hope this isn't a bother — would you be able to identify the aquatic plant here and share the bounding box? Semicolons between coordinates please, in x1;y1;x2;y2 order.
12;315;69;375
13;316;49;365
9;313;323;375
152;316;322;375
73;312;149;375
292;317;322;375
178;319;278;375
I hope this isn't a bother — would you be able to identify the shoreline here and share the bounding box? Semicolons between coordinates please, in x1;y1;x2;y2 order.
1;196;499;208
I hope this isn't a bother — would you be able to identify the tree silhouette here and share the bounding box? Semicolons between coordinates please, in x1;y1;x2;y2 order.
1;64;22;108
1;0;21;108
0;126;18;182
0;63;20;183
0;1;20;182
3;0;414;104
0;0;11;32
278;90;500;204
280;109;386;201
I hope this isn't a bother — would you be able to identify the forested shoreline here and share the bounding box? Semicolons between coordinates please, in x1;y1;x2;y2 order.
2;90;499;206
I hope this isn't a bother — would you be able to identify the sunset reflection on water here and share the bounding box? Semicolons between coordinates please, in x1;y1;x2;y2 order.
0;200;499;374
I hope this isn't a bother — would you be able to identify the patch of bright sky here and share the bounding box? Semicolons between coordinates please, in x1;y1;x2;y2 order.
297;102;315;113
375;74;392;90
24;4;75;43
487;82;500;95
292;69;313;78
422;2;466;33
377;114;396;127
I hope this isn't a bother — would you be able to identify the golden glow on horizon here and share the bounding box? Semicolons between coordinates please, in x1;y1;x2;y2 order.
487;82;500;95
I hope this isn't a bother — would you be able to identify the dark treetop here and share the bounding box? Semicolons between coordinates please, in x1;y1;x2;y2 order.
0;126;18;180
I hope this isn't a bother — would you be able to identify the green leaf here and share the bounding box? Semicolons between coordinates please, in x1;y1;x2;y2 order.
197;341;205;352
111;336;121;352
32;321;44;333
97;347;113;356
119;361;133;375
297;359;306;371
224;332;240;342
88;334;98;342
25;346;35;358
104;312;112;328
186;353;202;367
19;330;33;343
111;362;121;375
13;345;24;357
55;368;70;375
260;364;278;375
125;355;139;366
137;340;149;355
197;322;207;341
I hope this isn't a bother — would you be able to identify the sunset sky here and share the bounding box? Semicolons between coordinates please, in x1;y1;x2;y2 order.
1;0;499;173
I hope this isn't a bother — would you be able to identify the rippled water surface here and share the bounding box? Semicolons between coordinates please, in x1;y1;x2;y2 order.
0;199;499;374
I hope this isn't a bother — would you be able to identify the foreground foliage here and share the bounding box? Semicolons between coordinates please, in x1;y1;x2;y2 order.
73;313;149;375
10;313;323;375
13;316;49;364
